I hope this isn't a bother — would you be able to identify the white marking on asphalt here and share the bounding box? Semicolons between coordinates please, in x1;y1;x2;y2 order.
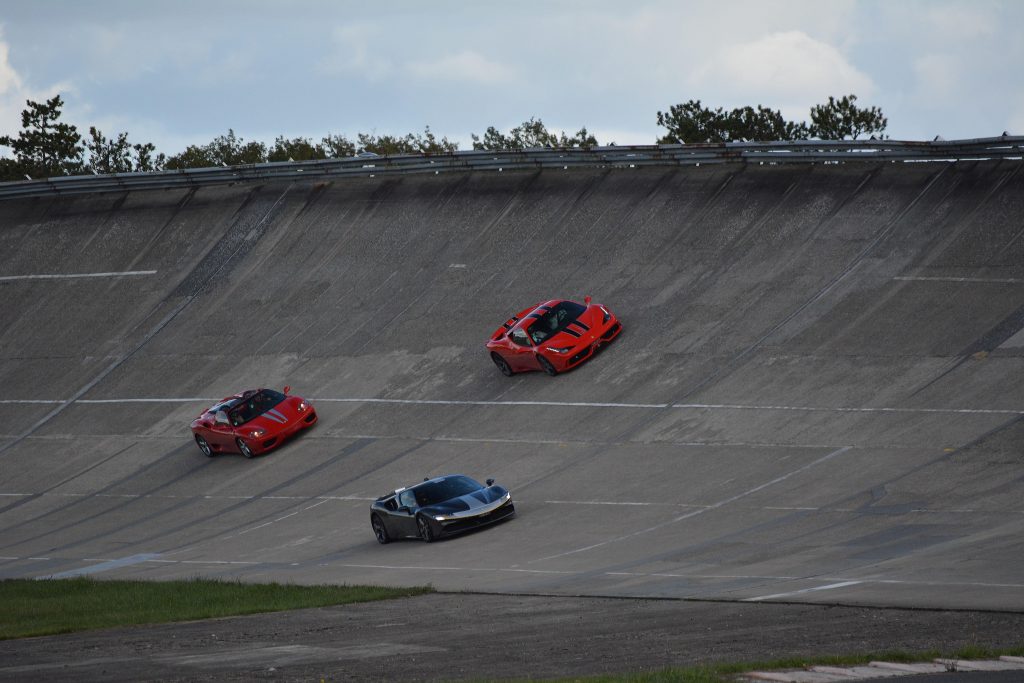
2;396;1020;415
744;580;864;601
39;553;161;579
335;563;574;575
894;276;1024;284
529;446;853;564
0;270;157;281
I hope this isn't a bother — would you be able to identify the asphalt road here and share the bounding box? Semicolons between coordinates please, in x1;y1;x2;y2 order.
2;593;1023;681
0;161;1022;676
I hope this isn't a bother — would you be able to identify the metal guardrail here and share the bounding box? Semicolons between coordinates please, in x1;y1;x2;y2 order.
1;136;1021;200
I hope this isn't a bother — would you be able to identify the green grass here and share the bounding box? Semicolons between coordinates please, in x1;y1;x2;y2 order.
517;645;1024;682
0;577;432;639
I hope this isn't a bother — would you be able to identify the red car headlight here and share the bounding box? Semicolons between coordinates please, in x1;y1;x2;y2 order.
297;401;308;412
545;346;574;354
248;429;266;439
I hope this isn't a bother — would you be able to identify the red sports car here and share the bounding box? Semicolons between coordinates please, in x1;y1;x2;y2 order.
487;297;622;376
190;386;317;458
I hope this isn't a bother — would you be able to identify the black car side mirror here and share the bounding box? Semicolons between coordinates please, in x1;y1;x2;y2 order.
486;478;495;487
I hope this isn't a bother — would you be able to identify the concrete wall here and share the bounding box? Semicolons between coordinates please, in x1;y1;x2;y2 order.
1;161;1022;609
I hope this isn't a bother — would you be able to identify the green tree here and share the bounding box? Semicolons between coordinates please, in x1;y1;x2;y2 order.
321;133;357;158
165;129;267;169
132;142;166;172
85;127;133;174
0;95;84;179
357;126;458;156
471;117;600;150
656;100;808;144
657;95;887;144
268;136;328;162
808;94;887;140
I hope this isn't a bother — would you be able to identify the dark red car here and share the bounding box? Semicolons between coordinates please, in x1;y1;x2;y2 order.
190;386;317;458
487;297;622;376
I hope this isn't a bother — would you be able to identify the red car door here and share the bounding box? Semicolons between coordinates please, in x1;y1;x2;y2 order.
206;410;237;451
506;327;542;372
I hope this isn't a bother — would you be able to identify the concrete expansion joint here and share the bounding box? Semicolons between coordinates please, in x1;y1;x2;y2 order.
741;656;1024;681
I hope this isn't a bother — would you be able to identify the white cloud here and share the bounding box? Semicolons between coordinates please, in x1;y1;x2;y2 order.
318;24;393;81
0;39;22;95
406;50;517;86
912;53;964;99
924;4;995;41
0;34;75;154
693;31;874;117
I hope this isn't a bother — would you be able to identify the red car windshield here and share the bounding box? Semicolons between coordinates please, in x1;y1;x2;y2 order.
229;389;287;426
526;301;586;344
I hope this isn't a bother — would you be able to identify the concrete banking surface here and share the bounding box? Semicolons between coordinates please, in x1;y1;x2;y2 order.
0;161;1022;611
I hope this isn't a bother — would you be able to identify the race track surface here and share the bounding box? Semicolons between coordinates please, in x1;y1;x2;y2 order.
1;162;1022;611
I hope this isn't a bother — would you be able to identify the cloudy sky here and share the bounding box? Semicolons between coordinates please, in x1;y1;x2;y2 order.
1;0;1022;157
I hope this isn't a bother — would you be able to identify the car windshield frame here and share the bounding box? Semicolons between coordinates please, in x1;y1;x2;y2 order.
526;301;587;345
414;475;483;507
228;389;287;427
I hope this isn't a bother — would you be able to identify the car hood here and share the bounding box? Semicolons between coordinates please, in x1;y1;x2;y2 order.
243;403;303;431
421;486;510;515
541;306;606;348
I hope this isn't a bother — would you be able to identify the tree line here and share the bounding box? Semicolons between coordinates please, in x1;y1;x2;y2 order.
0;94;887;181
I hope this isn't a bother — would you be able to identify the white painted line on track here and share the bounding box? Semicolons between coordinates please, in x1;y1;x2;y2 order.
744;580;864;601
0;270;157;282
2;396;1021;415
527;446;853;564
894;275;1024;284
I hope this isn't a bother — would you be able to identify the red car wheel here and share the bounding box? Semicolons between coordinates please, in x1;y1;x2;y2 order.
538;356;558;376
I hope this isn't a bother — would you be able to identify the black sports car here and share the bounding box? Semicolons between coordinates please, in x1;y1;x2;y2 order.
370;474;515;543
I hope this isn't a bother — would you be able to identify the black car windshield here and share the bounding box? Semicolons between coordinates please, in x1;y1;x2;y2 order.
415;476;483;507
526;301;587;344
229;389;287;426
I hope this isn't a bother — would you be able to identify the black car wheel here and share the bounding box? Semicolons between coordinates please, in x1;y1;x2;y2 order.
236;438;255;459
538;356;558;376
491;352;514;377
195;435;214;457
371;514;390;544
417;515;435;543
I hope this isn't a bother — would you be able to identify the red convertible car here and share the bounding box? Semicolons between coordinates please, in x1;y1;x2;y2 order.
190;386;317;458
487;297;621;376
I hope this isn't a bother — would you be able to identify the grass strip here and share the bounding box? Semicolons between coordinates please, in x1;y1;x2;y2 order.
514;644;1024;682
0;577;432;640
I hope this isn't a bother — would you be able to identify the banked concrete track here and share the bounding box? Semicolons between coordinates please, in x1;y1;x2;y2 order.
0;162;1022;611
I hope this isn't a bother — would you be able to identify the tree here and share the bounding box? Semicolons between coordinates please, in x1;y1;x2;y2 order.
357;126;458;156
656;100;808;144
808;94;887;140
165;129;267;169
471;117;600;150
0;95;84;179
656;95;887;144
85;127;133;174
132;142;167;173
321;133;356;158
268;136;328;162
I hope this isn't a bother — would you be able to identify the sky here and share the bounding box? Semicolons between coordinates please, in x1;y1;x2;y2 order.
1;0;1022;158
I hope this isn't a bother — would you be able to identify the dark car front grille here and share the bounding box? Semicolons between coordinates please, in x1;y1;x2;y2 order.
441;502;516;535
601;322;621;340
568;348;592;365
304;412;317;423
